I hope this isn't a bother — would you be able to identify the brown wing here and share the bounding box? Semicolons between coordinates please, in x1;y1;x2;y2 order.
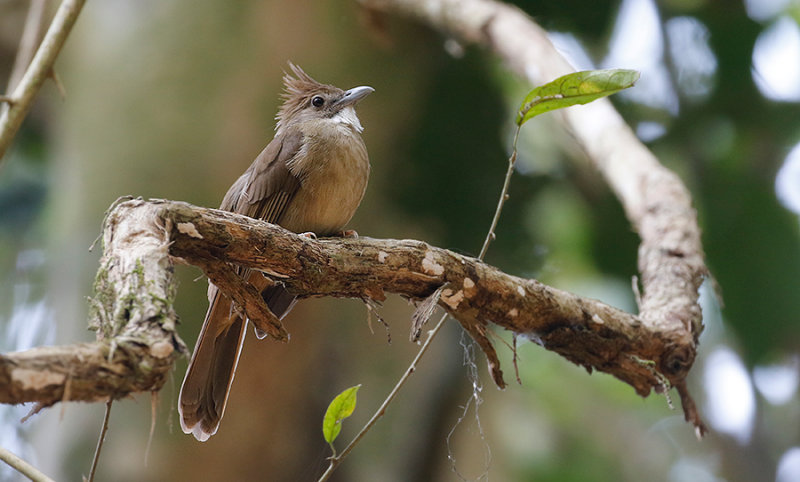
223;127;303;313
225;128;303;223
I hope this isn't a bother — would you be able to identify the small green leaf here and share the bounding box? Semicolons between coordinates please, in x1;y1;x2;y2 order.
516;69;639;126
322;385;361;446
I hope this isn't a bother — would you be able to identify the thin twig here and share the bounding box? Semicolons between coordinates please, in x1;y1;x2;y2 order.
319;116;523;482
87;399;113;482
0;445;55;482
0;0;87;163
479;125;521;259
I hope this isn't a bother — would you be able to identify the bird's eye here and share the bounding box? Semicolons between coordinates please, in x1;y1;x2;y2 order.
312;96;325;107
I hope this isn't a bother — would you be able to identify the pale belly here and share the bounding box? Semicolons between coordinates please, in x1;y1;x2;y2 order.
280;132;370;235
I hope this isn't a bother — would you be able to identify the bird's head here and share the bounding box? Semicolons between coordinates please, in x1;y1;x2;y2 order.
276;62;373;133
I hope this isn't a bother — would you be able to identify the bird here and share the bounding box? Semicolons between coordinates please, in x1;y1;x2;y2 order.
179;63;373;441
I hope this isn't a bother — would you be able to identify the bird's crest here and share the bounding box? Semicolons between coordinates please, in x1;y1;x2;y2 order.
276;63;341;130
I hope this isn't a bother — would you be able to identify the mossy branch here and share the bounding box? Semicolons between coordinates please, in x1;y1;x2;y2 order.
0;197;703;433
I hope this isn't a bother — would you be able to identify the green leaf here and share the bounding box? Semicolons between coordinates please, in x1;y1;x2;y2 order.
322;385;361;446
516;69;639;126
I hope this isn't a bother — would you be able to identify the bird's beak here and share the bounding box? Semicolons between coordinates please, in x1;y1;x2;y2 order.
336;86;374;108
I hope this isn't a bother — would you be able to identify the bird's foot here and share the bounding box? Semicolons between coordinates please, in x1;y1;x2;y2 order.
298;231;317;240
341;229;359;238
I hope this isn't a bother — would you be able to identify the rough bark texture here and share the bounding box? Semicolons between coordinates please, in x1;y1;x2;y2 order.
0;342;176;406
0;197;184;407
162;199;688;397
0;192;705;431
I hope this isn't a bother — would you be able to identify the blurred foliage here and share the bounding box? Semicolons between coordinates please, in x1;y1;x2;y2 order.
388;49;545;274
0;128;47;237
389;50;510;254
701;171;800;361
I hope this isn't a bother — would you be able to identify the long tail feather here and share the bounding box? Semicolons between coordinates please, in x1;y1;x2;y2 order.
179;289;246;441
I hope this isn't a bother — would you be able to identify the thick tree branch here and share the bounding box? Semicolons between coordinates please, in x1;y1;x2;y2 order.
360;0;707;434
162;200;684;394
0;198;184;407
0;198;700;424
0;341;176;406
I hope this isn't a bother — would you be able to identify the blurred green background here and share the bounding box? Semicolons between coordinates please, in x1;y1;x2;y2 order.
1;0;799;481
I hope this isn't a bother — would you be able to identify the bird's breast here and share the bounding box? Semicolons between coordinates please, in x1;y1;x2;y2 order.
282;125;370;235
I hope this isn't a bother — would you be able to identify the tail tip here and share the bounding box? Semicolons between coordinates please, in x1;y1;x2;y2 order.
180;417;216;442
179;404;218;442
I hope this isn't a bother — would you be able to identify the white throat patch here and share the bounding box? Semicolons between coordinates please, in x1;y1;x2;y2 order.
332;106;364;133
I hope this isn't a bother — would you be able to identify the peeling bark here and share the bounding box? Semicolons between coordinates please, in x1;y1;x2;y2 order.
0;193;705;432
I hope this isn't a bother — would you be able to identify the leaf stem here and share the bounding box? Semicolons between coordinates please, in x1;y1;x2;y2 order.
479;125;521;261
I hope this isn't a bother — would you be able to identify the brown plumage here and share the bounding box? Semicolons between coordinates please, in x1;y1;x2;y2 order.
179;63;373;441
